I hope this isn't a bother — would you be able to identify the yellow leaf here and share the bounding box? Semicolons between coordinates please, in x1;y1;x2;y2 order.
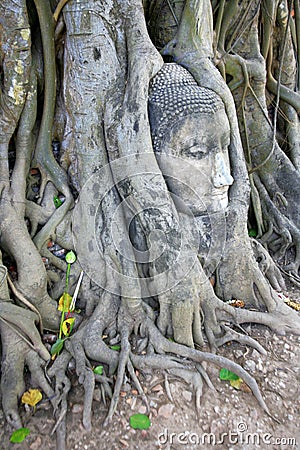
58;293;72;312
21;389;42;407
230;378;243;390
286;300;300;311
62;317;75;337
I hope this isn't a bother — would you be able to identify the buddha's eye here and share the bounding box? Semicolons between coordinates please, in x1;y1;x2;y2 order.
181;143;207;158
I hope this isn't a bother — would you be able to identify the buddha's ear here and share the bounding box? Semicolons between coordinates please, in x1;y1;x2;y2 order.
227;136;250;207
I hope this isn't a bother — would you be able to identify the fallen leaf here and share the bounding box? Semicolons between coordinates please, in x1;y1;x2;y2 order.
286;300;300;311
129;413;151;430
219;368;240;381
10;428;31;443
230;378;243;389
151;384;163;392
110;344;121;351
233;300;245;308
21;389;42;407
248;228;257;237
226;299;245;308
93;365;103;375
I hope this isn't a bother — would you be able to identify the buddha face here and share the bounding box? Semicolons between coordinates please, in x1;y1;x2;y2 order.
157;109;234;215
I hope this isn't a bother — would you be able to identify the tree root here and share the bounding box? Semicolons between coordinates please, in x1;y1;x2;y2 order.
254;173;300;277
1;2;299;450
251;239;286;292
104;328;130;426
6;274;44;333
47;302;295;444
144;318;271;415
0;322;55;429
168;367;204;411
1;279;293;449
0;302;49;360
215;324;267;355
217;295;300;336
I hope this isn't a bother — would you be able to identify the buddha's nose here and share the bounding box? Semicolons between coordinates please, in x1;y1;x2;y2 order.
213;153;234;188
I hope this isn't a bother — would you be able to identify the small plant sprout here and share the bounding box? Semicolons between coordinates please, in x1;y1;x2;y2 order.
58;250;77;340
52;262;83;357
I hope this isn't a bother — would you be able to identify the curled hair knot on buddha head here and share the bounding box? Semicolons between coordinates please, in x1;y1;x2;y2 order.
148;63;225;153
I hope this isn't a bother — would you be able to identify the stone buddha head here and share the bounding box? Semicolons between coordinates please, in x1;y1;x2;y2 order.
149;63;234;215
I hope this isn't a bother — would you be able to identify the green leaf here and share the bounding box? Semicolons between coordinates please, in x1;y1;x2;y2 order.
110;344;121;351
53;196;63;208
93;365;103;375
51;338;65;356
129;414;151;430
248;228;257;237
219;368;240;381
65;250;77;264
10;428;31;443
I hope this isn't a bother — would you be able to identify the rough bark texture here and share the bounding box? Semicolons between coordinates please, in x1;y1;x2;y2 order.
0;0;299;448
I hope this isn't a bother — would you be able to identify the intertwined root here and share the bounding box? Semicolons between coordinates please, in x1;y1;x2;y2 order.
1;279;298;449
0;322;55;429
44;301;283;440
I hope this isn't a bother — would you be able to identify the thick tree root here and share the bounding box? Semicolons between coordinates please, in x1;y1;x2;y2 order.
218;296;300;336
144;318;271;414
0;302;49;360
168;367;204;411
46;309;287;446
0;323;55;429
1;260;298;447
215;324;267;354
1;284;293;448
253;173;300;277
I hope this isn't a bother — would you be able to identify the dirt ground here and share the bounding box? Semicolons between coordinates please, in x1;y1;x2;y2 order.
0;287;299;450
